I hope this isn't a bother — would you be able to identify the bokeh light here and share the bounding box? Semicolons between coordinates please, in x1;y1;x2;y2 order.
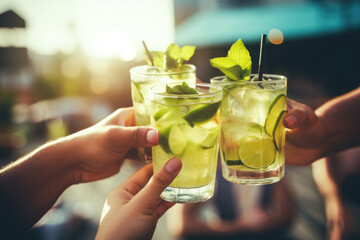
61;58;82;79
90;76;109;94
0;0;175;58
268;28;284;45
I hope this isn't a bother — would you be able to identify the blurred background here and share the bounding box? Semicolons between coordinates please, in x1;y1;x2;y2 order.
0;0;359;239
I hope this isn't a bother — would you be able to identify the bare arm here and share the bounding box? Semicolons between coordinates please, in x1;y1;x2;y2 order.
312;157;345;240
285;87;360;165
0;108;159;237
0;139;75;234
316;87;360;157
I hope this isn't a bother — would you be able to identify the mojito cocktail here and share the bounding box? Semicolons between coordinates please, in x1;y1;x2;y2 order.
212;74;287;185
149;83;223;203
130;64;196;161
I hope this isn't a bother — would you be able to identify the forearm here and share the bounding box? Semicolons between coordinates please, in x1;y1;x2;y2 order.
316;87;360;158
312;158;340;199
0;137;75;232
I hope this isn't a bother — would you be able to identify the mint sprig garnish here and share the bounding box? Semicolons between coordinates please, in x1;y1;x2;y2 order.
165;82;197;94
210;39;252;81
145;43;196;70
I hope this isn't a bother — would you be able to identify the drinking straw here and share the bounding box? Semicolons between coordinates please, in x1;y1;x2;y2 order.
142;40;154;66
257;34;267;81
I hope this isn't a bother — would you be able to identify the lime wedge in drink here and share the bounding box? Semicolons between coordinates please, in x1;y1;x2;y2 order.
168;124;187;155
158;126;172;153
273;110;287;150
264;94;286;136
238;136;275;169
184;102;221;127
132;82;144;102
153;108;169;121
182;123;207;143
200;126;220;149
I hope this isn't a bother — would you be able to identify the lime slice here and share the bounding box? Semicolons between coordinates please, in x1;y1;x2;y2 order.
200;126;220;149
158;126;172;153
132;82;144;102
238;136;275;169
264;94;286;136
184;101;221;127
273;110;287;150
153;108;168;121
168;125;187;155
182;123;207;143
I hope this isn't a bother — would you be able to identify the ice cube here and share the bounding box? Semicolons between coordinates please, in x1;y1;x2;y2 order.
242;90;270;125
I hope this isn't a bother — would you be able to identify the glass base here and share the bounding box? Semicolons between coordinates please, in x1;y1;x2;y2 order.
222;165;284;185
160;184;214;203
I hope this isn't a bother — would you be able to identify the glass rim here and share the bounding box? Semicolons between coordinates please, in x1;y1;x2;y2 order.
149;83;223;100
130;64;196;77
210;74;287;85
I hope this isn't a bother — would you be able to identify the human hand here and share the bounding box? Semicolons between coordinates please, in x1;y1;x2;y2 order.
96;158;182;240
66;107;159;183
284;99;327;165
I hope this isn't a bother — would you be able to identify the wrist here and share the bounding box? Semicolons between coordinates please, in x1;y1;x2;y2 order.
43;136;77;187
0;136;77;229
314;112;332;159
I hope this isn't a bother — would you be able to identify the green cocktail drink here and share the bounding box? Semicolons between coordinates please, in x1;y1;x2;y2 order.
130;43;197;162
149;83;223;203
130;64;196;161
211;74;287;185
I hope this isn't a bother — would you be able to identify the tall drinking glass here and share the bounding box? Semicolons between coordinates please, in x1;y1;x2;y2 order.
149;83;223;203
211;74;287;185
130;64;196;162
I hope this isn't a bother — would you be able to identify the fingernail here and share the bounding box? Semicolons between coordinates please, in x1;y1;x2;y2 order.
146;129;158;144
285;115;297;128
165;158;182;173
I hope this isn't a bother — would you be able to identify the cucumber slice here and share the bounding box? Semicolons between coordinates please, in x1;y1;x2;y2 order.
273;110;287;150
264;94;286;136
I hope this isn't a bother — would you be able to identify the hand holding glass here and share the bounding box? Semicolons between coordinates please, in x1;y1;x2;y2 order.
149;83;222;203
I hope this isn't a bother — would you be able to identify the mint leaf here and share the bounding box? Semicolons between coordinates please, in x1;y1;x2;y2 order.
165;44;180;69
145;51;164;68
143;42;196;70
228;39;252;75
240;66;252;80
166;43;181;60
209;38;252;81
180;46;196;62
210;57;242;81
165;55;178;69
165;82;197;94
